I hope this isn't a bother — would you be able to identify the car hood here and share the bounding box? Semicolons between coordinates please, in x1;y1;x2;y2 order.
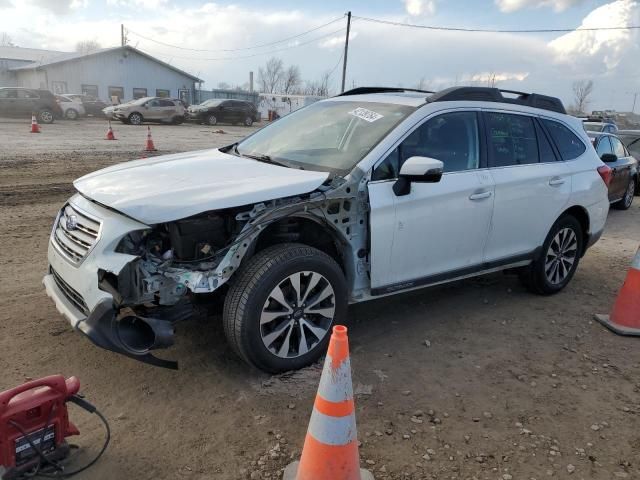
73;149;329;225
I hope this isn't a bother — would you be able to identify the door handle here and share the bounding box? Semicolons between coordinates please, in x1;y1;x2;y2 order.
549;177;566;186
469;191;492;201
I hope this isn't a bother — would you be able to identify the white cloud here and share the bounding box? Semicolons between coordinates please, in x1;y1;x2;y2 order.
25;0;88;14
319;31;357;49
495;0;585;13
550;0;639;71
403;0;436;16
469;71;530;83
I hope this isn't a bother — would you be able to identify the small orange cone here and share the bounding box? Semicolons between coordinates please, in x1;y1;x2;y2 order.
144;126;157;152
283;325;374;480
595;246;640;335
30;113;40;133
105;121;116;140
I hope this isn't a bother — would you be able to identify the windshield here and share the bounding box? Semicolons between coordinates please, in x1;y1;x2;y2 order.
201;99;223;107
584;123;602;132
235;101;414;173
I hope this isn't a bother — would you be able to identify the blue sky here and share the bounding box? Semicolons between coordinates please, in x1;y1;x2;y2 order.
1;0;639;111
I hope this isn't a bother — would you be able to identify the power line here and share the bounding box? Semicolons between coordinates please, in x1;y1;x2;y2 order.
353;14;640;33
136;27;346;62
125;16;345;53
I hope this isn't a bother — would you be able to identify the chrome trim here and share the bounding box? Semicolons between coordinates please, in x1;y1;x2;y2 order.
50;202;102;266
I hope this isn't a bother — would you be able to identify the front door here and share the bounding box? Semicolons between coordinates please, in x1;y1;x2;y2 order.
369;110;495;292
609;136;634;200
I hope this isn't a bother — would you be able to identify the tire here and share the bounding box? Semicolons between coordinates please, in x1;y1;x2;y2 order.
65;108;79;120
520;215;584;295
244;116;253;127
613;177;635;210
172;115;185;125
206;114;217;126
223;243;348;373
39;109;54;124
128;112;143;125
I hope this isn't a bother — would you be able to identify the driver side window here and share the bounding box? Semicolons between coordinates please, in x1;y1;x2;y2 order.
372;111;480;181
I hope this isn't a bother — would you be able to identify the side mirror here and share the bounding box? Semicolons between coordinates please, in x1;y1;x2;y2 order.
601;153;617;163
393;156;444;196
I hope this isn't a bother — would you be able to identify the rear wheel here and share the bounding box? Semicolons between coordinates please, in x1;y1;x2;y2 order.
613;177;635;210
39;109;54;124
244;116;254;127
223;243;347;373
128;112;143;125
520;215;583;295
172;115;185;125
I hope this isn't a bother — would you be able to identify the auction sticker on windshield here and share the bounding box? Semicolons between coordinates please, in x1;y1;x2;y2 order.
349;107;384;123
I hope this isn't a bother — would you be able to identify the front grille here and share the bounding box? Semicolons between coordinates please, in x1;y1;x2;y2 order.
52;203;101;264
50;267;89;316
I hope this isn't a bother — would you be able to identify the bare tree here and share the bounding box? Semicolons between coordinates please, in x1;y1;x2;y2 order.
282;65;302;95
258;57;285;94
572;80;594;115
304;71;331;97
0;32;15;47
416;77;433;91
217;82;231;90
75;40;101;55
486;72;498;88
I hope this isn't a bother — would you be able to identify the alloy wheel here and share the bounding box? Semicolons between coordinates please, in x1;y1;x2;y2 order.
260;271;335;359
545;227;578;285
40;111;53;123
624;180;635;207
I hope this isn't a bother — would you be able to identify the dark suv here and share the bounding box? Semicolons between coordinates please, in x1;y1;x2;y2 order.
187;99;259;126
0;87;62;123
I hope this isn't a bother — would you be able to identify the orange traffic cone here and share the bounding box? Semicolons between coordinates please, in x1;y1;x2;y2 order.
144;126;157;152
283;326;374;480
595;246;640;335
30;113;40;133
105;121;116;140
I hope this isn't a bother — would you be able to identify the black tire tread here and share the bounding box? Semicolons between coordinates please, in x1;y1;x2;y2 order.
223;243;343;371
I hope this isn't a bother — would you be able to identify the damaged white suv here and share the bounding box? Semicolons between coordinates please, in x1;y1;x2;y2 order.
44;86;610;372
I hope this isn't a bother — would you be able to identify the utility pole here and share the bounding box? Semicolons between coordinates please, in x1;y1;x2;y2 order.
632;92;639;114
340;11;352;93
121;24;125;47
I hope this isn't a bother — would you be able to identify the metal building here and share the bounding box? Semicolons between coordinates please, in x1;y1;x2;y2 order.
1;45;201;104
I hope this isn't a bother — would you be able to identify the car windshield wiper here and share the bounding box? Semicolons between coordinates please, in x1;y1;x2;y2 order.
239;151;289;168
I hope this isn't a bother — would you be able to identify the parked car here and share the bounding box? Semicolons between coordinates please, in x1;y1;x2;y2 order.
55;95;86;120
187;99;259;126
65;94;109;117
617;130;640;196
583;121;618;134
0;87;62;124
589;132;637;209
112;96;185;125
43;86;610;373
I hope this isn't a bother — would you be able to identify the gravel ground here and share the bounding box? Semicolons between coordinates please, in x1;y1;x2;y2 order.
0;117;639;480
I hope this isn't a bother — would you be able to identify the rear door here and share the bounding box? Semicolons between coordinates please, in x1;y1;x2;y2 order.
595;136;618;202
16;89;39;115
482;111;572;262
144;99;163;120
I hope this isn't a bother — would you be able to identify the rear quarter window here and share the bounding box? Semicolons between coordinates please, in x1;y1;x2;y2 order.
542;119;586;160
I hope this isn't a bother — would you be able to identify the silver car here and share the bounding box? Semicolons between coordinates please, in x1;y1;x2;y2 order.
113;97;186;125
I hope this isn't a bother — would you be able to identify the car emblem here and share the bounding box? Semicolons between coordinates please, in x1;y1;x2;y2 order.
66;214;78;231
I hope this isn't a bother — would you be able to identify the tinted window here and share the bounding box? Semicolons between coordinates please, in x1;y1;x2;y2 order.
373;111;479;180
158;99;174;107
610;137;627;158
621;137;640;157
17;90;38;99
596;136;613;157
535;121;558;162
486;113;538;167
542;120;586;160
0;89;17;99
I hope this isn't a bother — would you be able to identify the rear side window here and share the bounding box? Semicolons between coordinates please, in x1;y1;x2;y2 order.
486;112;539;167
609;137;627;158
542;119;586;160
158;99;174;107
596;137;613;157
535;121;558;162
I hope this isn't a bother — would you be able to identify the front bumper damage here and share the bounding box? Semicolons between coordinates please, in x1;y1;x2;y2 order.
43;273;178;369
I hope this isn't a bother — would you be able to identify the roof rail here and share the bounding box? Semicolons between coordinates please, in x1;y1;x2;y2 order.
426;87;566;114
338;87;435;96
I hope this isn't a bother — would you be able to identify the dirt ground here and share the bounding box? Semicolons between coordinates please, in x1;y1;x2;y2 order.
1;117;639;480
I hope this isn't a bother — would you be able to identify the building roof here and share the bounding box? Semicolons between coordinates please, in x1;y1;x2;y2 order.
0;45;67;62
9;45;201;82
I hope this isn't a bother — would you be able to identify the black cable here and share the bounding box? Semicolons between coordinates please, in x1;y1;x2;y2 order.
126;16;345;53
353;14;640;33
8;395;110;479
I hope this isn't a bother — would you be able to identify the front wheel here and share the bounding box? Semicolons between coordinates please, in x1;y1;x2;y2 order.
223;244;348;373
243;116;254;127
613;177;635;210
128;112;143;125
206;114;217;126
172;115;185;125
39;110;54;124
65;108;79;120
520;215;583;295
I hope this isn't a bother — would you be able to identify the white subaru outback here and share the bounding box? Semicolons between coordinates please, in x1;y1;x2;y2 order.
44;86;610;372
